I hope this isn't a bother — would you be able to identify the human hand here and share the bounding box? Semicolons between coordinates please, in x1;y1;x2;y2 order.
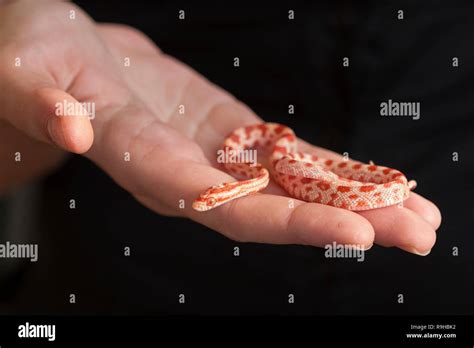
93;21;441;255
0;1;441;254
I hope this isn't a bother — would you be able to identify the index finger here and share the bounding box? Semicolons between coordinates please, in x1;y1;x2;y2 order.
156;157;375;248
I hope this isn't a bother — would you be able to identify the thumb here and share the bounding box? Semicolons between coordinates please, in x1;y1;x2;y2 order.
1;85;94;154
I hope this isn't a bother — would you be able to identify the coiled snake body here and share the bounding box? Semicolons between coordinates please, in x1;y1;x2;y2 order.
192;123;416;212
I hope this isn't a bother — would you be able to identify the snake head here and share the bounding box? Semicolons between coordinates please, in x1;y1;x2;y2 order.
192;183;228;211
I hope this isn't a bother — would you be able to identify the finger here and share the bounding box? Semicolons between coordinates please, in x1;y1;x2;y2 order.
358;206;437;256
297;140;442;229
0;46;94;153
401;191;442;230
138;153;375;248
2;86;94;153
193;191;375;249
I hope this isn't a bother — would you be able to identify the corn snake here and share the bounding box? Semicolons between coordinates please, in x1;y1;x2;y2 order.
192;123;416;212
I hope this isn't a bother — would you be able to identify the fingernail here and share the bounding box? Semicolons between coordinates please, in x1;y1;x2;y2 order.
412;248;431;256
350;244;372;251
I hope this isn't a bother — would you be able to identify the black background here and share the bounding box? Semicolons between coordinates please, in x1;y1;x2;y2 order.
2;0;473;318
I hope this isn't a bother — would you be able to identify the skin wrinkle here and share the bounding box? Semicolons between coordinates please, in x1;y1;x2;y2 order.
218;197;252;243
100;100;150;152
29;86;55;144
128;116;160;161
401;208;437;251
132;58;170;119
63;59;86;97
341;216;374;247
134;192;181;217
136;155;187;210
406;194;442;229
126;146;161;201
85;97;128;157
193;99;237;150
192;100;263;164
167;73;195;126
282;200;306;244
65;66;134;151
99;24;162;55
39;27;85;92
287;203;324;246
121;117;167;196
134;141;206;204
375;208;399;247
391;211;417;248
98;27;168;120
167;63;236;140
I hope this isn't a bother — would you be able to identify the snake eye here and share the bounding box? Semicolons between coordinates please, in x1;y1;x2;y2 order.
206;197;217;207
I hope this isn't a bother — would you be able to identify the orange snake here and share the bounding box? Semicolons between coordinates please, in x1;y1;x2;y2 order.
192;123;416;212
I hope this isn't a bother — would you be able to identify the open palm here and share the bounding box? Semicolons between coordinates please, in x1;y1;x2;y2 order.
0;1;440;254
